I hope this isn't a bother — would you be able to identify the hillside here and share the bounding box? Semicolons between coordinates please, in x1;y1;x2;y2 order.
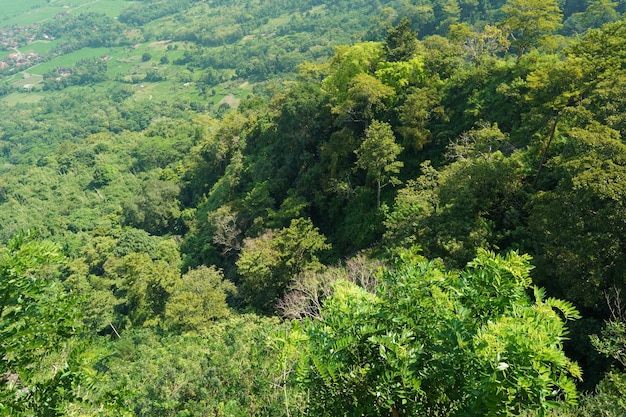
2;0;626;415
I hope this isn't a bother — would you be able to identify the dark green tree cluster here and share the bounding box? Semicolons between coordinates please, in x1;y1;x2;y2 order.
39;12;131;54
118;0;195;26
43;58;109;90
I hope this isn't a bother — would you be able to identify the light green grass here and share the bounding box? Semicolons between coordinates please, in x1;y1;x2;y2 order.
66;0;133;18
13;41;197;93
29;46;121;74
2;6;67;27
24;41;190;78
0;0;47;23
129;73;207;103
0;0;136;27
11;73;43;87
0;0;285;110
1;91;45;106
15;39;61;57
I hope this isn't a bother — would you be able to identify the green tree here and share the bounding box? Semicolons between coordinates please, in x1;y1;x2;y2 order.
449;23;510;66
375;56;425;92
105;315;302;417
92;163;117;187
528;123;626;311
520;56;587;186
435;0;462;33
104;252;180;328
501;0;563;60
564;0;619;34
447;122;508;162
122;179;182;235
396;86;446;150
0;231;96;415
334;73;396;126
322;42;385;101
296;249;581;417
585;295;626;416
384;17;419;62
566;20;626;137
64;230;181;334
237;218;330;313
164;265;236;331
384;151;528;268
355;120;404;209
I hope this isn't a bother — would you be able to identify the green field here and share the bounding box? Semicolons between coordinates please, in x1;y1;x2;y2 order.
0;0;134;27
30;46;122;74
0;0;48;24
1;37;256;106
2;90;46;105
0;0;386;107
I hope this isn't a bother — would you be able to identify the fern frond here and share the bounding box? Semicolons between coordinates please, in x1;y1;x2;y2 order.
544;297;581;320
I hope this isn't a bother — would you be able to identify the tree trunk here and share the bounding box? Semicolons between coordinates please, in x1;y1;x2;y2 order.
533;114;559;187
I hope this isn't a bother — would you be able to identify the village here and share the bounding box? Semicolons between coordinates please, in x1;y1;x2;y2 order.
0;23;54;73
0;51;44;72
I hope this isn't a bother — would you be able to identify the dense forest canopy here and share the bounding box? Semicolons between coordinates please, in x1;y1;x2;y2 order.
1;0;626;415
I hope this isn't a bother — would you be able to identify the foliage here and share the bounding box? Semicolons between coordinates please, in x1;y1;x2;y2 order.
384;150;528;267
0;231;68;364
278;253;384;319
385;17;420;62
122;179;182;236
528;123;626;310
500;0;563;59
103;315;303;417
355;119;404;209
297;250;582;416
40;12;130;53
64;229;183;333
1;0;626;413
322;42;386;101
118;0;193;26
0;231;102;416
237;218;330;313
164;265;236;331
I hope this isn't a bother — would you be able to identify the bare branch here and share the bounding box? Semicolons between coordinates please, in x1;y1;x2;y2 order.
605;286;625;322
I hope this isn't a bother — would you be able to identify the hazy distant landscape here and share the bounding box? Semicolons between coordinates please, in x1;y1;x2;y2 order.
0;0;383;108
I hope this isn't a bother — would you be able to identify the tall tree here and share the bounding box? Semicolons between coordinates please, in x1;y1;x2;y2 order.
333;73;396;126
500;0;563;60
384;17;419;62
322;42;385;101
355;120;404;209
237;218;330;313
528;123;626;312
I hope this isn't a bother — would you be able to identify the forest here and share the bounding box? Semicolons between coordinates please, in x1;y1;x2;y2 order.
1;0;626;415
